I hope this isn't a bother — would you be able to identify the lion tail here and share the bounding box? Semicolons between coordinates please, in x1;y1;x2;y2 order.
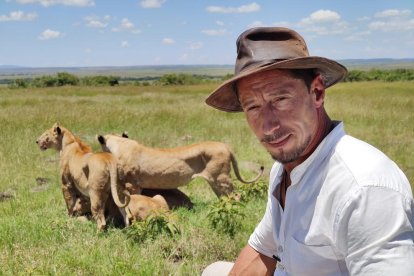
230;153;264;184
109;159;130;208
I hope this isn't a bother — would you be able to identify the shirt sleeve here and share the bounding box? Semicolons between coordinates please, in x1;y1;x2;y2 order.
248;162;280;258
335;186;414;276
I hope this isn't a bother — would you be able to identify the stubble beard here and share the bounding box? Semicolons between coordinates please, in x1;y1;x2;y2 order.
269;134;312;164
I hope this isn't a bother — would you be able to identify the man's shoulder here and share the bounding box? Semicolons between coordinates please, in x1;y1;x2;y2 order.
332;134;412;197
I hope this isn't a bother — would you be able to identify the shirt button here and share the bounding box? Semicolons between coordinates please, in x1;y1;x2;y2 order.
278;245;283;253
277;263;285;271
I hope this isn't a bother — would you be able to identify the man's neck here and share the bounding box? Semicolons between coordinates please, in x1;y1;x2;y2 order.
284;109;333;173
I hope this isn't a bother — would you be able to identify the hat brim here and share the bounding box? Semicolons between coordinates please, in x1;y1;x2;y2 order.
205;57;348;112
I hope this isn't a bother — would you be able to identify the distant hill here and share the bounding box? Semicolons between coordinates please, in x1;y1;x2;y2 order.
339;58;414;70
1;59;414;80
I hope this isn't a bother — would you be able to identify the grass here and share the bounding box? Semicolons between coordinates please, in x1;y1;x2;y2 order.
0;81;413;275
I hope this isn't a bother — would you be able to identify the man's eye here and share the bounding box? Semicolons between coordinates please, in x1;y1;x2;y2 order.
246;105;260;111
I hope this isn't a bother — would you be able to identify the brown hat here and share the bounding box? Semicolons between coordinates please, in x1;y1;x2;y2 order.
205;27;348;112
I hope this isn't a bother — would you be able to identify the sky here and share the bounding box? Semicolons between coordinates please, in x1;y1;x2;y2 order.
1;0;414;67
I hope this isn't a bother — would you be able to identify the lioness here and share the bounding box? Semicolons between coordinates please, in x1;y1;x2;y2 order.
97;134;264;197
36;123;130;231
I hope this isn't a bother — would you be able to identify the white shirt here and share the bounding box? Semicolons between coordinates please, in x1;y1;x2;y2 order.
248;122;414;276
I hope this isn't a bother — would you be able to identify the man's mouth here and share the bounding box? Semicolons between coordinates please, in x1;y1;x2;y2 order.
265;133;291;147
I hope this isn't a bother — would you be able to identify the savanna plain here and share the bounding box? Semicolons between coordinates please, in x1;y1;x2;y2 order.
0;81;413;275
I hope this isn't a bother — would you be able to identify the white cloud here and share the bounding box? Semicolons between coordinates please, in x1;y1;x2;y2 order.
140;0;166;8
369;19;414;31
120;18;134;29
121;41;129;48
0;10;37;21
298;10;348;35
38;29;61;40
207;2;260;13
16;0;94;7
369;9;414;32
375;9;411;18
84;15;111;29
111;18;141;34
162;38;175;44
248;21;266;28
301;10;341;24
187;41;203;50
86;20;106;28
201;28;228;36
344;31;371;41
216;20;224;26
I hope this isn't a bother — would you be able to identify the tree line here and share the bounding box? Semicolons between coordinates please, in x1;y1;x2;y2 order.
6;69;414;88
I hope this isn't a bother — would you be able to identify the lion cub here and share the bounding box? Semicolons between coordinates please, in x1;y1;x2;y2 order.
127;194;169;222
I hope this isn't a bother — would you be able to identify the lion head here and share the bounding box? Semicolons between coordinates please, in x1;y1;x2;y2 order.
36;122;63;151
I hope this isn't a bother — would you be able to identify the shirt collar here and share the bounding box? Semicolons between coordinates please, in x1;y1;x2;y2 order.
289;121;345;185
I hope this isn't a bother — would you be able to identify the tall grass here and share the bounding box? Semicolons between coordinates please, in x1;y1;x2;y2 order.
0;82;413;275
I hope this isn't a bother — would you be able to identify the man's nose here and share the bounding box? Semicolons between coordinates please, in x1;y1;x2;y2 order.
262;102;280;135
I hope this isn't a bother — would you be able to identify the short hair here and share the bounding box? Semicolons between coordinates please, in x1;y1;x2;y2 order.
289;69;317;90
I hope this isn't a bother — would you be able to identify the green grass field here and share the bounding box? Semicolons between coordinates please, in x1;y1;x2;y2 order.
0;81;413;275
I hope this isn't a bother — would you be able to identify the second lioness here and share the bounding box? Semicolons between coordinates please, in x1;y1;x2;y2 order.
97;134;264;197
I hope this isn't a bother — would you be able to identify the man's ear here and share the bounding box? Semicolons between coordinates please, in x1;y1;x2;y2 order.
311;74;326;107
97;135;105;145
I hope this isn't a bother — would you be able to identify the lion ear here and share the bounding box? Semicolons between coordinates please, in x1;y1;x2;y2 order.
122;131;129;138
97;135;106;145
52;122;61;134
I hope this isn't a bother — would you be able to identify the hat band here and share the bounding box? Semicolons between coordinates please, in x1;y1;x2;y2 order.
238;59;287;74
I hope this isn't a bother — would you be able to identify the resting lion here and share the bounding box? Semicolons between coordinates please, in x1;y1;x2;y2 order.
127;194;169;222
97;133;264;197
36;123;130;231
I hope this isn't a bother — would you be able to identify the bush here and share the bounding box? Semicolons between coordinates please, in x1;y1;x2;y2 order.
343;69;414;82
125;212;181;243
236;179;268;202
56;72;79;86
82;75;119;86
32;75;58;87
207;195;245;237
156;73;208;85
9;78;29;88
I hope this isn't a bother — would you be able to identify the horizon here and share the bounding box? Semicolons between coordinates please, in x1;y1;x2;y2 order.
2;58;414;70
1;0;414;67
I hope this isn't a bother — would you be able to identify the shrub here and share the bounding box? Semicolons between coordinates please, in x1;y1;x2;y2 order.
9;78;29;88
207;194;245;237
125;212;181;243
82;75;119;86
235;179;268;202
56;72;79;86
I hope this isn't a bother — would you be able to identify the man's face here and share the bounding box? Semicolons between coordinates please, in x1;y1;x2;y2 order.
237;69;322;164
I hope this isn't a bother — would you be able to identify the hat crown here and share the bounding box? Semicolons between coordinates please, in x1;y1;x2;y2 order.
235;27;309;74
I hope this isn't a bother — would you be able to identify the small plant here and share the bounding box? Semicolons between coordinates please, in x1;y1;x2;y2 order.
235;178;268;202
126;212;181;243
207;194;245;237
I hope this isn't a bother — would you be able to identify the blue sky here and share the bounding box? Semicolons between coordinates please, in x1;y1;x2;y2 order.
1;0;413;67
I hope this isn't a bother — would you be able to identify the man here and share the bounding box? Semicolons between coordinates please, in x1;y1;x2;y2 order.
202;27;414;275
